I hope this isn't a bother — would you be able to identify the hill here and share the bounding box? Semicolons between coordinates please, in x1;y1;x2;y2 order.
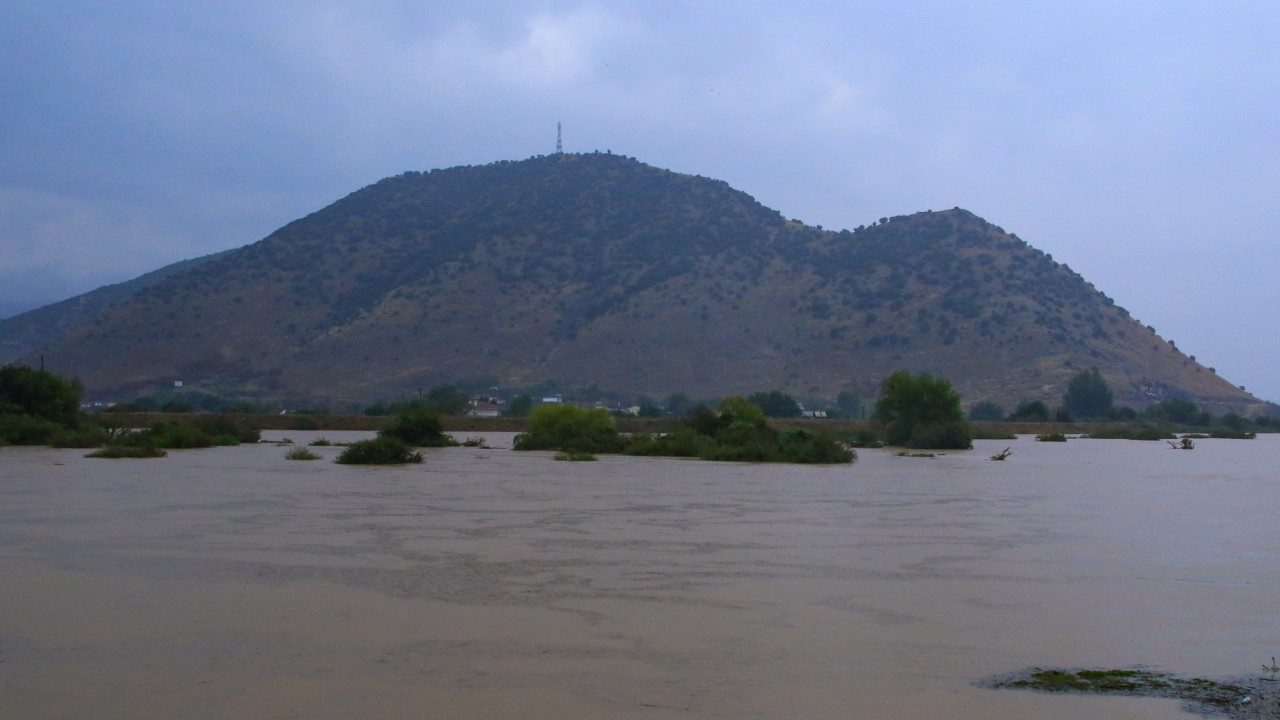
17;152;1269;415
0;250;230;365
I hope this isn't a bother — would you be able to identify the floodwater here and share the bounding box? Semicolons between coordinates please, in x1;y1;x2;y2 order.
1;433;1277;719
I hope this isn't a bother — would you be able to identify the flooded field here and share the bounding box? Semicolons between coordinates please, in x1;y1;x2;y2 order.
1;433;1277;719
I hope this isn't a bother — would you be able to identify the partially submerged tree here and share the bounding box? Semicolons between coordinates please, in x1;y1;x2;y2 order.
745;390;802;418
873;371;971;449
377;407;457;447
514;403;625;453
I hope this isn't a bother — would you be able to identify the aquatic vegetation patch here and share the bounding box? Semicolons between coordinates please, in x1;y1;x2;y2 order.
86;444;168;459
285;447;322;461
335;437;423;465
985;667;1271;717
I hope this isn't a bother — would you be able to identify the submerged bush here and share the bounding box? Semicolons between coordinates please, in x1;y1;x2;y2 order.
189;417;261;444
1036;433;1068;442
1083;425;1174;441
0;414;70;445
50;426;112;448
87;445;168;459
377;408;457;447
624;398;854;464
136;421;213;449
335;437;424;465
514;404;626;453
903;421;972;450
286;447;322;461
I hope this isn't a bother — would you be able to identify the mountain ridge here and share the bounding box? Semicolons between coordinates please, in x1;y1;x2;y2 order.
13;152;1270;415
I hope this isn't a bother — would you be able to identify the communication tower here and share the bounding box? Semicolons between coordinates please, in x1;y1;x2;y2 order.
556;122;563;154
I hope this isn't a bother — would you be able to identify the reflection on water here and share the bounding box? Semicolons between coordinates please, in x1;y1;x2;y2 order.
2;433;1278;719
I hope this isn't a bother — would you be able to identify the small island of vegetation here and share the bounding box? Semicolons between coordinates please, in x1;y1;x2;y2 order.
514;396;856;464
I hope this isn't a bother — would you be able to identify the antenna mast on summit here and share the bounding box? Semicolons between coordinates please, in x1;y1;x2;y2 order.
556;122;563;154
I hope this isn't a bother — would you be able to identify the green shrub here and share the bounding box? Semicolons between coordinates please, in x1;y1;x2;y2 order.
134;421;213;449
335;437;424;465
286;447;322;460
970;427;1016;440
309;438;333;446
623;426;710;457
1084;425;1174;441
0;414;65;445
87;445;167;459
377;408;456;447
623;399;854;464
50;426;111;448
0;366;82;427
1008;400;1051;422
514;404;625;453
1036;433;1068;442
967;400;1004;421
905;421;972;450
845;427;884;448
190;417;260;443
776;428;856;464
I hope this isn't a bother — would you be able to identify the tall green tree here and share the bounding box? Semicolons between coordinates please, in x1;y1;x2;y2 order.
834;391;864;419
0;365;82;426
967;400;1004;421
745;390;801;418
873;371;971;449
1062;369;1113;419
423;384;471;415
1145;398;1209;425
504;394;534;417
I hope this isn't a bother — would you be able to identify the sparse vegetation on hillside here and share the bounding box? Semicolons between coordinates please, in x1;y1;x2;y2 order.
14;154;1265;416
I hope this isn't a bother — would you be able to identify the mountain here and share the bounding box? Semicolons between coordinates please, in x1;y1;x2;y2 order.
0;250;231;365
16;152;1269;415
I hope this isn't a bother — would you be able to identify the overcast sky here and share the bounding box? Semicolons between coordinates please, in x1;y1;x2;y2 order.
2;1;1278;401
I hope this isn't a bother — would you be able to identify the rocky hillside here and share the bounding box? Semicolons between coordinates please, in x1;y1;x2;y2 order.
17;152;1267;414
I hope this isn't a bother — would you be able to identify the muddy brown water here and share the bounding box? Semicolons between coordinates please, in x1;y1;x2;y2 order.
2;434;1277;719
